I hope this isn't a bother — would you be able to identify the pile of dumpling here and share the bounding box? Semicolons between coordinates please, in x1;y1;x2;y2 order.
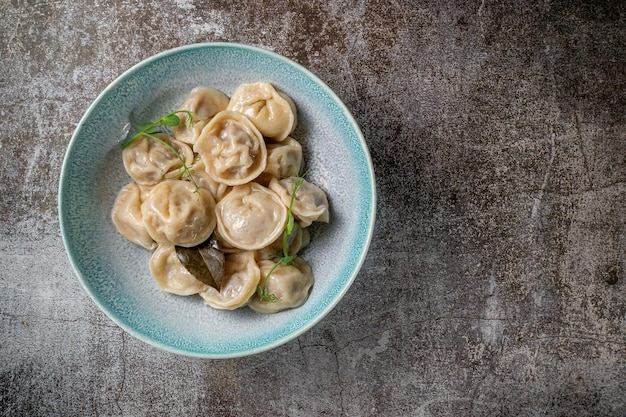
111;82;329;314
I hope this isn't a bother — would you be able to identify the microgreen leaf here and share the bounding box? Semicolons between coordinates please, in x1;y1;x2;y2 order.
136;122;157;132
161;110;194;127
159;114;181;127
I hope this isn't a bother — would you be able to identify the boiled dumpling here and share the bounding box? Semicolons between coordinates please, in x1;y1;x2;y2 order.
193;111;267;186
149;244;208;296
123;133;194;186
227;82;297;141
199;251;260;310
215;182;288;251
256;137;303;186
268;177;329;227
248;258;313;314
141;179;216;247
172;87;229;145
111;182;156;250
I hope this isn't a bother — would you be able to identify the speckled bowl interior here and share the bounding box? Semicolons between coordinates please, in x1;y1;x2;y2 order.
59;43;376;358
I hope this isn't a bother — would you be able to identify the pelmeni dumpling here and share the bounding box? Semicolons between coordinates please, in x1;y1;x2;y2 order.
268;177;330;227
193;111;267;186
172;87;230;145
149;244;208;296
141;179;216;247
215;182;288;250
199;251;260;310
111;182;156;250
227;82;297;141
256;137;303;186
248;258;313;314
123;133;195;186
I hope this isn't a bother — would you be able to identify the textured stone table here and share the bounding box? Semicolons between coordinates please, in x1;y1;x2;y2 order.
2;1;625;416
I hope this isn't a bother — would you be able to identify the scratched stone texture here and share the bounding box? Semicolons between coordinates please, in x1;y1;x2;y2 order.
1;0;625;416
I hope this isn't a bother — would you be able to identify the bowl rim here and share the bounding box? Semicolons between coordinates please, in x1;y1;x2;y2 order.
58;42;377;358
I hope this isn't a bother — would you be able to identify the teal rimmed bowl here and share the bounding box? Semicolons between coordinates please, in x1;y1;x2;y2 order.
59;43;376;358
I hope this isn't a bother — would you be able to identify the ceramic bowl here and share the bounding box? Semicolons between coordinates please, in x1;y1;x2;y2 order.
59;43;376;358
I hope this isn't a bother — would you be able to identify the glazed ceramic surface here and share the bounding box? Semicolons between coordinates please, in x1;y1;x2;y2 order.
59;43;376;358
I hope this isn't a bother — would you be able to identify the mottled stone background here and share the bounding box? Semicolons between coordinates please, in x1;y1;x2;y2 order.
1;0;625;416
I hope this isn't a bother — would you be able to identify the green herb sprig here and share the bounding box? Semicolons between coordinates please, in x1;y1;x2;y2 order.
122;110;201;191
257;175;306;302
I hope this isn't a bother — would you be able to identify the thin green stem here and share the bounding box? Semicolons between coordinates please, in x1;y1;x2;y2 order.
257;174;307;302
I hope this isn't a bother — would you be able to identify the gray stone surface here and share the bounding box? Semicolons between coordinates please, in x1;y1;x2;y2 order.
1;0;625;415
